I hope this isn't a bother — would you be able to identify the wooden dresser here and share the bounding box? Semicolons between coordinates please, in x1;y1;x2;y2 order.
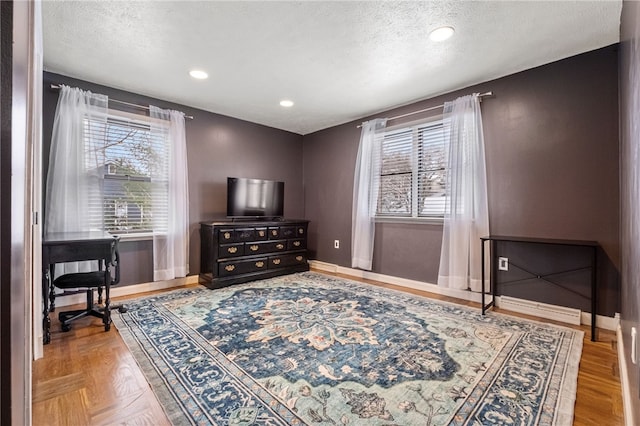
199;219;309;289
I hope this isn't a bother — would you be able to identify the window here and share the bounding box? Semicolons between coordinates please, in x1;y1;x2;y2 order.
84;111;169;234
375;119;447;219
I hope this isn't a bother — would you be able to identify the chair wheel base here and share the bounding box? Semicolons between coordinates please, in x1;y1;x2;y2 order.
105;322;111;332
117;306;128;313
61;323;71;332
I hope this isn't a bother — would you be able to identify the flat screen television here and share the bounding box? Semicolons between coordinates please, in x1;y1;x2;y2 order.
226;177;284;219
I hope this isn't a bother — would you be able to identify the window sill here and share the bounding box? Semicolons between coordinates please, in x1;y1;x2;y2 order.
112;232;154;242
374;216;444;225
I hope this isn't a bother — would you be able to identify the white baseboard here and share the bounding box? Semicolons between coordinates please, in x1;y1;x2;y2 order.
617;325;635;426
52;275;200;308
582;311;620;331
310;260;484;304
309;260;618;331
497;295;582;325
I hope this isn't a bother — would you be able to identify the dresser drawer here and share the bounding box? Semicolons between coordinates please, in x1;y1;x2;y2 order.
288;239;306;250
235;228;256;242
280;226;296;238
269;253;307;268
218;229;236;243
218;227;261;243
218;243;244;258
219;257;268;277
268;227;280;239
254;227;268;240
244;240;288;256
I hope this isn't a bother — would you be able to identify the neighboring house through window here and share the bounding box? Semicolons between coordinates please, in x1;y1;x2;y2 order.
84;110;169;235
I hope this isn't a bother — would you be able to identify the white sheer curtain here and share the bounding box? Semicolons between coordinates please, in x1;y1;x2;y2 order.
149;106;189;281
352;118;387;270
45;85;108;274
437;94;489;292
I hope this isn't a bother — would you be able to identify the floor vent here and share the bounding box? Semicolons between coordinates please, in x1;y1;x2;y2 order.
497;296;582;325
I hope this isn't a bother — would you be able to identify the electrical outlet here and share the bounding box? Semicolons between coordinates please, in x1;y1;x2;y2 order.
498;257;509;271
334;240;340;249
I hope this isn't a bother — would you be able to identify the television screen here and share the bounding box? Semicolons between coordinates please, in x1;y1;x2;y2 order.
227;177;284;219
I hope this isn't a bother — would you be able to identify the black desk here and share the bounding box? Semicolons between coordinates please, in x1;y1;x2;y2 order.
480;235;598;341
42;232;117;344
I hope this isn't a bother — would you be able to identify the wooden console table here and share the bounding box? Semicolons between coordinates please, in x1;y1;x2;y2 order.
480;235;599;341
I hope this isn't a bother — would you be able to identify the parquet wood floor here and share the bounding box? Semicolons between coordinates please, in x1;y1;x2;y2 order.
32;271;624;425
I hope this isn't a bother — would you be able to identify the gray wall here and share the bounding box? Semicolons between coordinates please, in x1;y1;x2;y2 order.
303;45;620;316
42;72;304;285
620;0;640;418
43;46;622;318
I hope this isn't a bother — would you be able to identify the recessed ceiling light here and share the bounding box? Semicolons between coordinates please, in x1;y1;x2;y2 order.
280;100;294;108
429;26;455;42
189;69;208;80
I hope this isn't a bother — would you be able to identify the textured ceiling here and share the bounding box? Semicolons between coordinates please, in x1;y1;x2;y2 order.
42;1;622;135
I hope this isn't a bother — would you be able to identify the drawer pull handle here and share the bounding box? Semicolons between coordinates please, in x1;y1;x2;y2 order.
225;265;235;272
298;229;304;234
271;230;278;236
258;231;265;237
296;256;303;261
249;245;259;251
256;261;264;268
227;247;238;254
293;241;301;247
272;259;281;265
276;244;284;250
223;232;231;240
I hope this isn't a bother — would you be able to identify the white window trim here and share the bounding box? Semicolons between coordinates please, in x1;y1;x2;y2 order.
115;232;154;242
375;216;444;225
375;114;447;222
96;107;169;128
87;108;171;236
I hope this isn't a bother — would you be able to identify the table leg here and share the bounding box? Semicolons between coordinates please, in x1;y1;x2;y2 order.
481;239;486;315
491;239;497;303
103;268;111;332
42;268;51;345
591;246;597;342
48;264;56;312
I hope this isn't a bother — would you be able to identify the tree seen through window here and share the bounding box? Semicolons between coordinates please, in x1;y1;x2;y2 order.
85;116;167;233
376;121;448;218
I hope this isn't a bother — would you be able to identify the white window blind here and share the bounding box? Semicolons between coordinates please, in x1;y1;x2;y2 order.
83;112;169;234
376;119;447;218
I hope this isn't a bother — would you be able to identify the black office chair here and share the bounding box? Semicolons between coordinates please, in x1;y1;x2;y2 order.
53;237;127;332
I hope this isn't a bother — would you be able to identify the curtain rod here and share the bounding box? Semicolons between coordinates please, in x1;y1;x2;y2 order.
50;84;194;120
357;91;493;128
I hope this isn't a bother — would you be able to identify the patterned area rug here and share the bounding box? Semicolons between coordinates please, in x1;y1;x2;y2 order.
112;272;583;425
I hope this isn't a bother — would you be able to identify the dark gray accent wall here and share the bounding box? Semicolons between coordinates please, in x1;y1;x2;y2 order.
43;46;622;318
620;0;640;418
42;72;304;285
303;45;620;316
